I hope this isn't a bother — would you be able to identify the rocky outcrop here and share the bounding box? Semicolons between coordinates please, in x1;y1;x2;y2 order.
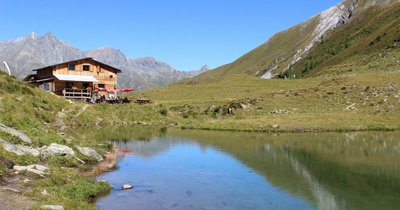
0;157;15;169
13;164;49;177
40;205;64;210
76;146;103;162
0;139;40;157
40;143;75;158
0;124;32;144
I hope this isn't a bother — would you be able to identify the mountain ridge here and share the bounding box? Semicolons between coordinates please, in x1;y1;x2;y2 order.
0;33;207;89
186;0;400;84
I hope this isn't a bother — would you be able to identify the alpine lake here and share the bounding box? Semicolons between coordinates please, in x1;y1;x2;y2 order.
71;126;400;210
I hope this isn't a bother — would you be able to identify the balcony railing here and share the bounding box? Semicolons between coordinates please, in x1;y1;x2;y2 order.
62;88;92;99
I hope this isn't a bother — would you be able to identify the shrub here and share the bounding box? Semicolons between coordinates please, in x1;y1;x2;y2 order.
159;107;168;116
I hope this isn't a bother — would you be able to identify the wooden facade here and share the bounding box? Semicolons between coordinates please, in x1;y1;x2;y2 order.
24;58;122;99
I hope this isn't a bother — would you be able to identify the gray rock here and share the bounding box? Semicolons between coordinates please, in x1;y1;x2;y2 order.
41;205;64;210
41;189;50;197
14;164;49;177
0;124;32;144
0;139;40;156
122;184;133;190
41;143;75;158
76;146;103;162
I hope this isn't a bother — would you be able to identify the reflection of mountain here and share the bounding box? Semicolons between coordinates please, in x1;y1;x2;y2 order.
101;127;400;210
165;130;400;210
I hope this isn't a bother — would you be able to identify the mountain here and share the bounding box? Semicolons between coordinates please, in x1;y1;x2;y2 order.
0;33;207;89
186;0;400;84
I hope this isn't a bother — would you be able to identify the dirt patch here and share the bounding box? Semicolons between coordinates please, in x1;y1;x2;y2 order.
0;190;36;210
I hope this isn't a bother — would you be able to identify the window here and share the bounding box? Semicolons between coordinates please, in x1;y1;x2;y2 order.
43;83;51;91
83;65;90;71
98;84;105;88
68;64;75;70
66;82;74;89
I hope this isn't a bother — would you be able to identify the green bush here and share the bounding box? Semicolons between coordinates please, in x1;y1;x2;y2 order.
54;179;110;202
48;157;78;168
159;107;168;116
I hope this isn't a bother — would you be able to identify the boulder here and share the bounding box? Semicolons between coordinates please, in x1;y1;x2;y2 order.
0;139;40;157
14;164;49;177
76;146;104;162
272;124;280;129
0;157;15;169
41;143;75;158
0;123;32;144
41;205;64;210
122;184;133;190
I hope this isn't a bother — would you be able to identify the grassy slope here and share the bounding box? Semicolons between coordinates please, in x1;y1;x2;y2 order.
183;2;400;84
0;71;110;209
125;71;400;132
182;16;319;84
289;3;400;78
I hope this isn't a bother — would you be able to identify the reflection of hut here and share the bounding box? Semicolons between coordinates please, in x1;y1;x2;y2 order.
94;151;117;175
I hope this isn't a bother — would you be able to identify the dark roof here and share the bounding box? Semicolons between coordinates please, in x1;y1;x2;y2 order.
22;73;36;82
32;57;122;73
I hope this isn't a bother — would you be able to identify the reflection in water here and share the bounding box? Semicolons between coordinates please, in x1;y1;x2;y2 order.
93;127;400;210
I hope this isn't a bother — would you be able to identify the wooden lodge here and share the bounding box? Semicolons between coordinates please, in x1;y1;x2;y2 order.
24;58;122;99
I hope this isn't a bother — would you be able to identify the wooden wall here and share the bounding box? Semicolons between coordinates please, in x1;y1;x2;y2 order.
34;59;118;90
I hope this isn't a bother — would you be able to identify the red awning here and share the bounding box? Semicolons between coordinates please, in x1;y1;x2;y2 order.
117;88;134;92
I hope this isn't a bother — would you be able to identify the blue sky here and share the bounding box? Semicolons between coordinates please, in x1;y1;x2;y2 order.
0;0;340;70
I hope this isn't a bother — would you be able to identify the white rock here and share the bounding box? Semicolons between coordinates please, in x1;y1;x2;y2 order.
41;143;75;158
13;164;49;177
272;124;280;129
41;205;64;210
76;146;104;161
122;184;133;190
41;189;50;196
0;123;32;144
0;139;40;156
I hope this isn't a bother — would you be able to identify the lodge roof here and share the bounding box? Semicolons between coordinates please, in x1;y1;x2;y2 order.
32;57;122;73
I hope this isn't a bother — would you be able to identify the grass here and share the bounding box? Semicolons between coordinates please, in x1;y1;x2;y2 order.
0;71;112;209
104;71;398;133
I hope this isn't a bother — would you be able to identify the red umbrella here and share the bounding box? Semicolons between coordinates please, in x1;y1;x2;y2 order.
117;88;134;92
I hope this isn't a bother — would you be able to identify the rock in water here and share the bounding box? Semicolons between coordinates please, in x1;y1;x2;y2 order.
122;184;133;190
0;123;32;144
41;143;75;158
76;146;104;161
41;205;64;210
0;139;40;157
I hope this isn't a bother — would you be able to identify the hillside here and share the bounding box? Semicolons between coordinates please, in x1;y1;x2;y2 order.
185;0;400;84
0;72;111;209
287;2;400;78
0;33;206;89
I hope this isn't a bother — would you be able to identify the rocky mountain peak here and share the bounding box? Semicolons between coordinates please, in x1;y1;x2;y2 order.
30;32;38;40
200;65;210;72
0;32;209;90
84;46;128;67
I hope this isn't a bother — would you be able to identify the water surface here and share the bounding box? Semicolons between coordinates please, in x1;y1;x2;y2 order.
92;128;400;210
